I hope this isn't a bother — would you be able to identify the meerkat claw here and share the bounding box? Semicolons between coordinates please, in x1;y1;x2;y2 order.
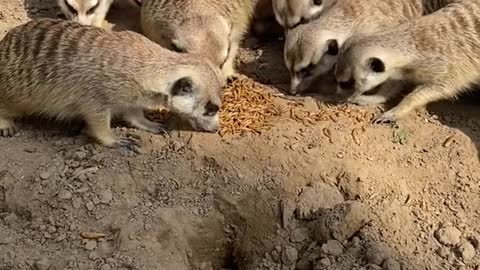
373;111;397;125
0;126;17;137
115;137;142;153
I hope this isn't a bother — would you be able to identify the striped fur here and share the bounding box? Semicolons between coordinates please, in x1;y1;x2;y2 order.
0;19;223;146
140;0;254;81
335;0;480;122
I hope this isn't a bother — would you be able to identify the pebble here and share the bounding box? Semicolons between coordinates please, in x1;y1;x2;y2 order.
100;264;112;270
434;226;461;246
34;258;51;270
458;240;476;261
383;258;401;270
321;240;344;256
84;240;97;251
86;201;95;211
282;246;299;265
74;151;87;161
72;198;82;209
100;189;113;204
290;227;308;243
58;190;72;200
39;171;51;180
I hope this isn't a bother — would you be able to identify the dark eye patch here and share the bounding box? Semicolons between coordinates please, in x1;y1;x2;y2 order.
87;1;100;15
298;63;315;77
339;78;355;89
204;101;219;117
64;0;78;15
326;39;339;56
313;0;323;5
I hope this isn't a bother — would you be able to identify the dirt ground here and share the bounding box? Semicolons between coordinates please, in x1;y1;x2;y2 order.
1;1;480;270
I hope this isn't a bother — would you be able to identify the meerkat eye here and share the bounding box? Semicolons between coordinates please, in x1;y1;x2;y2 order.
367;57;385;73
87;1;100;15
204;101;220;117
171;77;193;96
64;0;78;15
339;78;355;89
299;63;315;77
326;39;339;56
313;0;323;5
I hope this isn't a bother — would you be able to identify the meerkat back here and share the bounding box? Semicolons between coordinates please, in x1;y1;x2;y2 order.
58;0;114;27
140;0;253;80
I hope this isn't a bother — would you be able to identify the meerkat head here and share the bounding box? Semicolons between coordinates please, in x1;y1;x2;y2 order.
163;64;223;133
58;0;111;26
335;38;408;98
284;25;345;95
273;0;333;28
170;15;231;79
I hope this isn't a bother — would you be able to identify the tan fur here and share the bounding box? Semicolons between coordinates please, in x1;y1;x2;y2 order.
58;0;114;27
0;19;223;150
335;0;480;123
284;0;425;94
140;0;253;81
272;0;336;28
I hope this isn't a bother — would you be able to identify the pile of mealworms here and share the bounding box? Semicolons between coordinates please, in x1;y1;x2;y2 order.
219;77;282;136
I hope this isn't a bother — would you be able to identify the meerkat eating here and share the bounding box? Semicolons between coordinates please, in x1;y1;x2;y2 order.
272;0;335;29
284;0;427;95
140;0;253;81
335;1;480;123
0;19;223;150
58;0;114;27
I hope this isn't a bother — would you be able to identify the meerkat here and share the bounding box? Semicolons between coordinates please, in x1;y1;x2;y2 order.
272;0;336;29
335;0;480;123
140;0;253;81
0;19;223;151
283;0;428;95
58;0;114;27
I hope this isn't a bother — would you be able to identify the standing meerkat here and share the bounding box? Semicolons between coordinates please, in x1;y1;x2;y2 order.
58;0;114;27
284;0;426;95
0;19;223;150
335;1;480;123
272;0;336;29
140;0;253;81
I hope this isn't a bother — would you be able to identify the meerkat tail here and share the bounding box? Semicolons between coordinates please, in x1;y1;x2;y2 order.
375;83;462;123
122;108;166;134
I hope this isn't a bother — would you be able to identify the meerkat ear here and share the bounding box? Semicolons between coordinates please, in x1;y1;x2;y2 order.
171;77;194;96
367;57;385;73
326;39;339;56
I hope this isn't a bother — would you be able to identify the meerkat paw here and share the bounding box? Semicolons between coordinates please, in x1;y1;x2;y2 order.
113;137;142;153
0;119;17;137
373;110;398;124
123;109;169;135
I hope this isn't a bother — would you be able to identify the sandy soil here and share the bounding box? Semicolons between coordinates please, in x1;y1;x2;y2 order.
0;1;479;269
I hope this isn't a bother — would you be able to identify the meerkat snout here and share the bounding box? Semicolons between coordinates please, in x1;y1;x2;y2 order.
168;76;222;132
273;0;331;28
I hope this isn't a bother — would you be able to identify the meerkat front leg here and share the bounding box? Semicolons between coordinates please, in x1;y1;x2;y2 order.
84;111;140;152
374;83;457;124
0;110;18;137
221;41;240;80
122;108;167;134
349;80;406;106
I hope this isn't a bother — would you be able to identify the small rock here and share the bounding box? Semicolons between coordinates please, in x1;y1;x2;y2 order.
314;201;368;243
435;226;461;246
72;198;82;209
290;227;308;243
458;240;476;261
100;264;112;270
282;246;299;265
314;258;331;270
39;171;51;180
84;240;97;251
321;240;344;256
58;190;72;200
296;182;344;220
281;199;296;229
437;247;450;259
34;258;51;270
74;151;87;160
100;189;113;204
383;258;401;270
86;201;95;211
